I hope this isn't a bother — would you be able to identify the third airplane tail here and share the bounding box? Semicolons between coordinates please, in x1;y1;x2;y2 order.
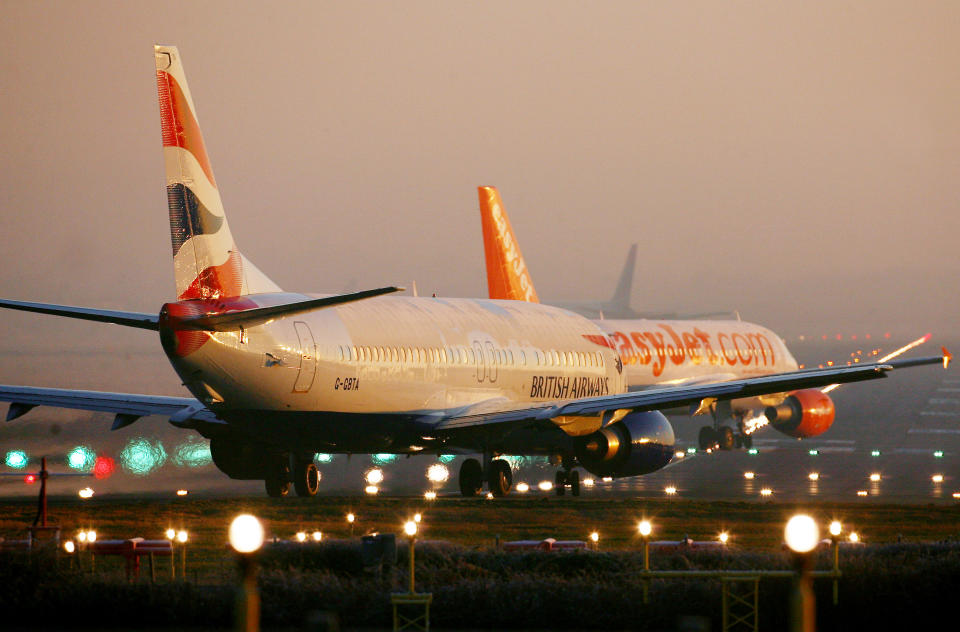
155;45;280;301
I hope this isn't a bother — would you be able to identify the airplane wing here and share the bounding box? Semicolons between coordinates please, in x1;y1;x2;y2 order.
0;385;216;430
432;351;950;433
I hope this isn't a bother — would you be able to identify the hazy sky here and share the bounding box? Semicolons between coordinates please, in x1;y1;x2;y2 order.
1;1;958;359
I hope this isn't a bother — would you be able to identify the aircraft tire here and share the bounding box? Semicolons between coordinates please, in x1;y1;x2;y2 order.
742;434;753;450
698;426;716;451
459;458;483;497
489;459;512;497
719;426;735;451
293;460;320;497
569;470;581;497
555;470;566;496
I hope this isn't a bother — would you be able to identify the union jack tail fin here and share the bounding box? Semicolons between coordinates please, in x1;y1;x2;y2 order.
478;186;539;303
155;45;280;300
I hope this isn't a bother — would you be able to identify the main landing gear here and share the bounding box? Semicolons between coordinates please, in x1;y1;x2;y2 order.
555;468;581;497
458;456;513;497
265;454;319;498
698;424;752;451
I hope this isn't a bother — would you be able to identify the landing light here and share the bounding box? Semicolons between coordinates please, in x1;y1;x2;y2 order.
426;463;449;483
365;468;384;485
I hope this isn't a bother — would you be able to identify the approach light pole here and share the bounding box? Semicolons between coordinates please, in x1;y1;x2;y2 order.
785;514;819;632
638;520;652;604
229;514;265;632
404;520;418;594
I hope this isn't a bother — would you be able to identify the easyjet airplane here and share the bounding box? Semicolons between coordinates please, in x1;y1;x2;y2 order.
478;185;949;472
0;48;949;499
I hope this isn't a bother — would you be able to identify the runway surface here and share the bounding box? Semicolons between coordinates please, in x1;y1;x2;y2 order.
0;336;956;503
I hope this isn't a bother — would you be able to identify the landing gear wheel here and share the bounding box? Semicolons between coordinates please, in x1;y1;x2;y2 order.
293;459;320;497
265;461;290;497
569;470;581;497
489;459;513;497
459;458;483;497
718;426;735;451
555;470;566;497
734;434;743;450
698;426;717;451
742;434;753;450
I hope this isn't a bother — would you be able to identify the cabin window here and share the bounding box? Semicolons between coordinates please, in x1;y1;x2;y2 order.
520;350;526;365
508;350;514;365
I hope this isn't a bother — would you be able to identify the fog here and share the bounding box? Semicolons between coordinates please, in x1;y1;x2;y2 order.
0;3;957;493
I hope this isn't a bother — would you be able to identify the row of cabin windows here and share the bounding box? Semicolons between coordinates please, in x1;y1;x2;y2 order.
336;345;605;369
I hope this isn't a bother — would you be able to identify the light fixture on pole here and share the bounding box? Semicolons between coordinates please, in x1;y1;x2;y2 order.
784;514;819;632
229;514;265;632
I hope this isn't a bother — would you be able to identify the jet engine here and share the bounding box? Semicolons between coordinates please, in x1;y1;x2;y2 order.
575;411;675;478
764;389;835;439
210;436;274;480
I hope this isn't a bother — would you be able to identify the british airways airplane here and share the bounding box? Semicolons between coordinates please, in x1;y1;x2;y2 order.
0;47;949;498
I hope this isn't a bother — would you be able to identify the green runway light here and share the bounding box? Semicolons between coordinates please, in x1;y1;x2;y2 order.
808;449;819;456
5;450;28;469
934;450;944;458
687;447;697;454
120;438;167;476
871;450;881;457
173;439;212;468
748;448;759;455
438;454;456;463
67;446;96;472
314;453;333;464
371;453;397;465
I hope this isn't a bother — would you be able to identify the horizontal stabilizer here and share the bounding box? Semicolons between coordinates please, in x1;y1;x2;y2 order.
172;286;404;331
0;299;159;330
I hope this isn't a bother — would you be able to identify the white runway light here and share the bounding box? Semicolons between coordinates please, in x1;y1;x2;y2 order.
784;515;819;553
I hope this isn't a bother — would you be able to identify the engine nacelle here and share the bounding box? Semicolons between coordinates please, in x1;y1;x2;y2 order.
210;437;275;480
764;389;835;439
575;411;675;478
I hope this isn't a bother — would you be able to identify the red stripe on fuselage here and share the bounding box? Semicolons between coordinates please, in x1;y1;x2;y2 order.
157;70;217;189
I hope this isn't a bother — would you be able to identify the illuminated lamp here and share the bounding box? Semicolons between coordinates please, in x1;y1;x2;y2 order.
784;515;819;553
229;514;265;554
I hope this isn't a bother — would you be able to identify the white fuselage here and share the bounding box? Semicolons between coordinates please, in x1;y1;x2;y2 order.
165;294;626;422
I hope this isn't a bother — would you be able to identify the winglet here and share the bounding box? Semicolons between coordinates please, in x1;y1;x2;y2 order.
944;347;952;370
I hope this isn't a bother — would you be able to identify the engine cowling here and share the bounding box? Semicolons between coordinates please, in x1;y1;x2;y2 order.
575;411;675;478
764;389;835;439
210;437;275;480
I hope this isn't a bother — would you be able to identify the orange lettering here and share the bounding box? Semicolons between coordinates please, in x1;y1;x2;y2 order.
629;332;653;365
682;332;702;365
643;332;668;377
717;333;738;366
658;324;687;365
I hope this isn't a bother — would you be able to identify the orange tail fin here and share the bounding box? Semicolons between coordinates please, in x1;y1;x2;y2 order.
478;186;539;302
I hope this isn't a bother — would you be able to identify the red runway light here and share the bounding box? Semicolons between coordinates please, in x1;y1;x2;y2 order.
24;474;36;484
93;456;116;480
